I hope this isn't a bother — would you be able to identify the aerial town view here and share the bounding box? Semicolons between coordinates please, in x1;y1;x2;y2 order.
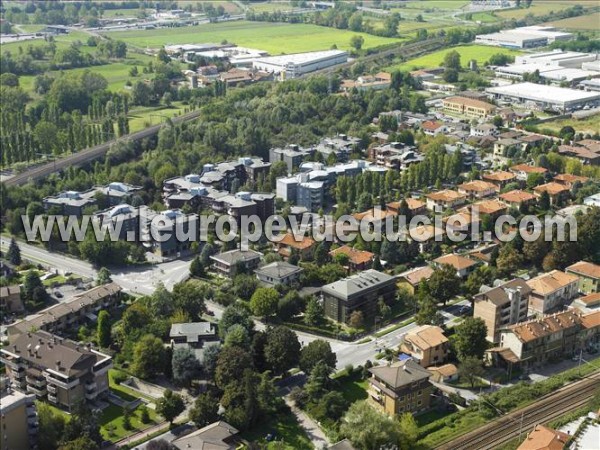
1;0;600;449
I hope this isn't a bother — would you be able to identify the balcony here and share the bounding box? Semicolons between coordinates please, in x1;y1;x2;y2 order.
26;385;47;396
45;374;79;390
85;381;97;391
85;391;98;401
47;384;57;394
48;394;57;403
26;376;47;387
0;356;25;370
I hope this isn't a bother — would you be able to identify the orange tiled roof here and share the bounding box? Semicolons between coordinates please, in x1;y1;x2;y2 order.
499;189;536;204
398;266;434;286
510;164;548;174
442;96;496;111
458;180;499;193
277;233;315;250
410;225;445;242
330;245;374;266
508;310;581;344
422;120;443;131
353;208;396;221
387;198;426;211
527;270;579;296
426;190;465;202
434;254;477;271
405;325;448;350
580;310;600;328
482;171;516;182
553;173;589;184
578;293;600;307
427;363;457;377
534;182;570;196
517;424;570;450
471;199;508;215
566;261;600;280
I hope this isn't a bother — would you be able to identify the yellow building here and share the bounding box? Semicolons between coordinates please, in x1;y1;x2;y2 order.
401;325;449;367
442;96;496;118
0;388;37;450
367;359;433;415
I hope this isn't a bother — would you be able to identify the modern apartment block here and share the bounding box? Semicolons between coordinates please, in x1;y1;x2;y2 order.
1;330;113;412
526;270;580;315
368;359;433;415
474;278;532;342
321;269;396;324
0;386;38;450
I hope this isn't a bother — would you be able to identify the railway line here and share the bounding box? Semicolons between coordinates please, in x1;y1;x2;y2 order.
437;371;600;450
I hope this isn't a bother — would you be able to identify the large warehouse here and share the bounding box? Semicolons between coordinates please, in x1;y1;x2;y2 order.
475;26;572;49
252;49;348;79
486;82;600;112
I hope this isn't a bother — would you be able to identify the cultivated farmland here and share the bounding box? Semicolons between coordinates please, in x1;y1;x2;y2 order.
106;20;402;54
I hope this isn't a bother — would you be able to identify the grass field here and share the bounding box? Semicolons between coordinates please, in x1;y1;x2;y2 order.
386;44;522;71
241;406;313;450
128;103;187;133
106;20;401;53
538;114;600;136
546;12;600;31
249;1;296;12
495;1;576;20
465;11;500;23
1;29;94;54
403;1;470;10
100;403;159;441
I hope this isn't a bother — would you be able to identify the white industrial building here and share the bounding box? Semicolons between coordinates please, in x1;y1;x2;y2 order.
515;50;598;68
252;49;348;79
475;26;573;49
486;82;600;112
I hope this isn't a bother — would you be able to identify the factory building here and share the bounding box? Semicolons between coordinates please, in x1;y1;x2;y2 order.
475;26;573;49
252;50;348;79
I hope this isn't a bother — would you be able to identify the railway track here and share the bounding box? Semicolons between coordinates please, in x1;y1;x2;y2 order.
437;371;600;450
3;109;202;187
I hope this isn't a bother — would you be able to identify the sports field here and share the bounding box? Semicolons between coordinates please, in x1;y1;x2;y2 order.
106;20;402;54
546;12;600;31
386;44;522;71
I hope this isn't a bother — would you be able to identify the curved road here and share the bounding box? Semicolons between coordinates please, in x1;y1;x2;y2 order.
3;109;202;187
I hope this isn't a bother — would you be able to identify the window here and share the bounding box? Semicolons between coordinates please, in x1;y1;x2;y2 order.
418;400;422;406
418;390;422;396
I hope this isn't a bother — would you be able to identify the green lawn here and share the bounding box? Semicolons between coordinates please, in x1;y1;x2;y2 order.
1;30;94;55
127;103;187;133
333;371;370;404
386;44;522;71
109;369;156;402
403;1;470;10
537;114;600;136
106;20;401;54
249;1;296;12
241;406;313;450
100;403;159;441
465;11;500;23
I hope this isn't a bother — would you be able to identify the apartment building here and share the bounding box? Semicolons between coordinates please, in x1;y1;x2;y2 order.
0;387;38;450
471;123;498;137
8;283;122;337
425;190;467;211
270;144;315;173
566;261;600;294
400;325;449;367
43;189;98;217
494;310;599;370
474;278;532;342
315;134;361;162
457;180;499;200
210;249;262;278
1;330;113;411
321;270;396;324
368;359;433;415
442;96;496;118
527;270;579;315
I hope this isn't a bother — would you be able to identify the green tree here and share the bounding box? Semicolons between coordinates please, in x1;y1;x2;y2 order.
218;304;254;340
7;237;21;265
172;280;207;320
539;190;551;210
250;287;279;319
62;402;103;446
496;245;524;277
428;264;460;305
305;296;324;327
264;326;300;375
300;339;337;375
398;412;419;449
443;50;461;70
97;267;112;285
156;389;185;425
58;436;100;450
277;291;303;321
132;334;167;379
215;346;254;389
37;402;66;450
348;310;364;329
97;310;111;348
224;324;251;349
22;270;47;305
454;317;488;361
189;390;220;428
350;35;365;50
340;400;402;449
190;256;205;277
305;360;333;401
458;356;485;388
172;346;201;387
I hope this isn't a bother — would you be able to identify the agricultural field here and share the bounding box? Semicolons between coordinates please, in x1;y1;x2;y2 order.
546;12;600;31
386;44;522;71
403;1;470;11
495;1;576;20
464;11;500;23
539;114;600;136
178;0;243;14
1;29;95;55
106;20;402;54
248;1;297;13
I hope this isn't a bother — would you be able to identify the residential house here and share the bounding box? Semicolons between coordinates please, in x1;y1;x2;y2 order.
321;270;396;324
519;134;547;151
573;292;600;310
276;233;316;260
553;173;589;187
329;245;374;271
169;322;219;360
482;170;517;189
43;189;97;217
95;182;141;206
526;270;580;315
172;421;239;450
580;310;600;350
396;266;434;295
458;180;499;199
409;225;446;252
470;123;498;137
517;424;570;450
0;330;113;411
1;285;25;314
426;190;467;211
474;278;532;342
427;364;458;383
566;261;600;294
442;96;496;118
468;199;508;218
444;209;480;235
558;145;600;165
254;261;303;286
386;198;427;216
367;359;433;415
533;182;570;206
341;72;392;92
7;283;122;337
210;249;262;278
510;164;548;181
433;254;478;278
0;388;38;450
494;138;522;160
400;325;449;367
499;190;537;209
421;120;446;136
